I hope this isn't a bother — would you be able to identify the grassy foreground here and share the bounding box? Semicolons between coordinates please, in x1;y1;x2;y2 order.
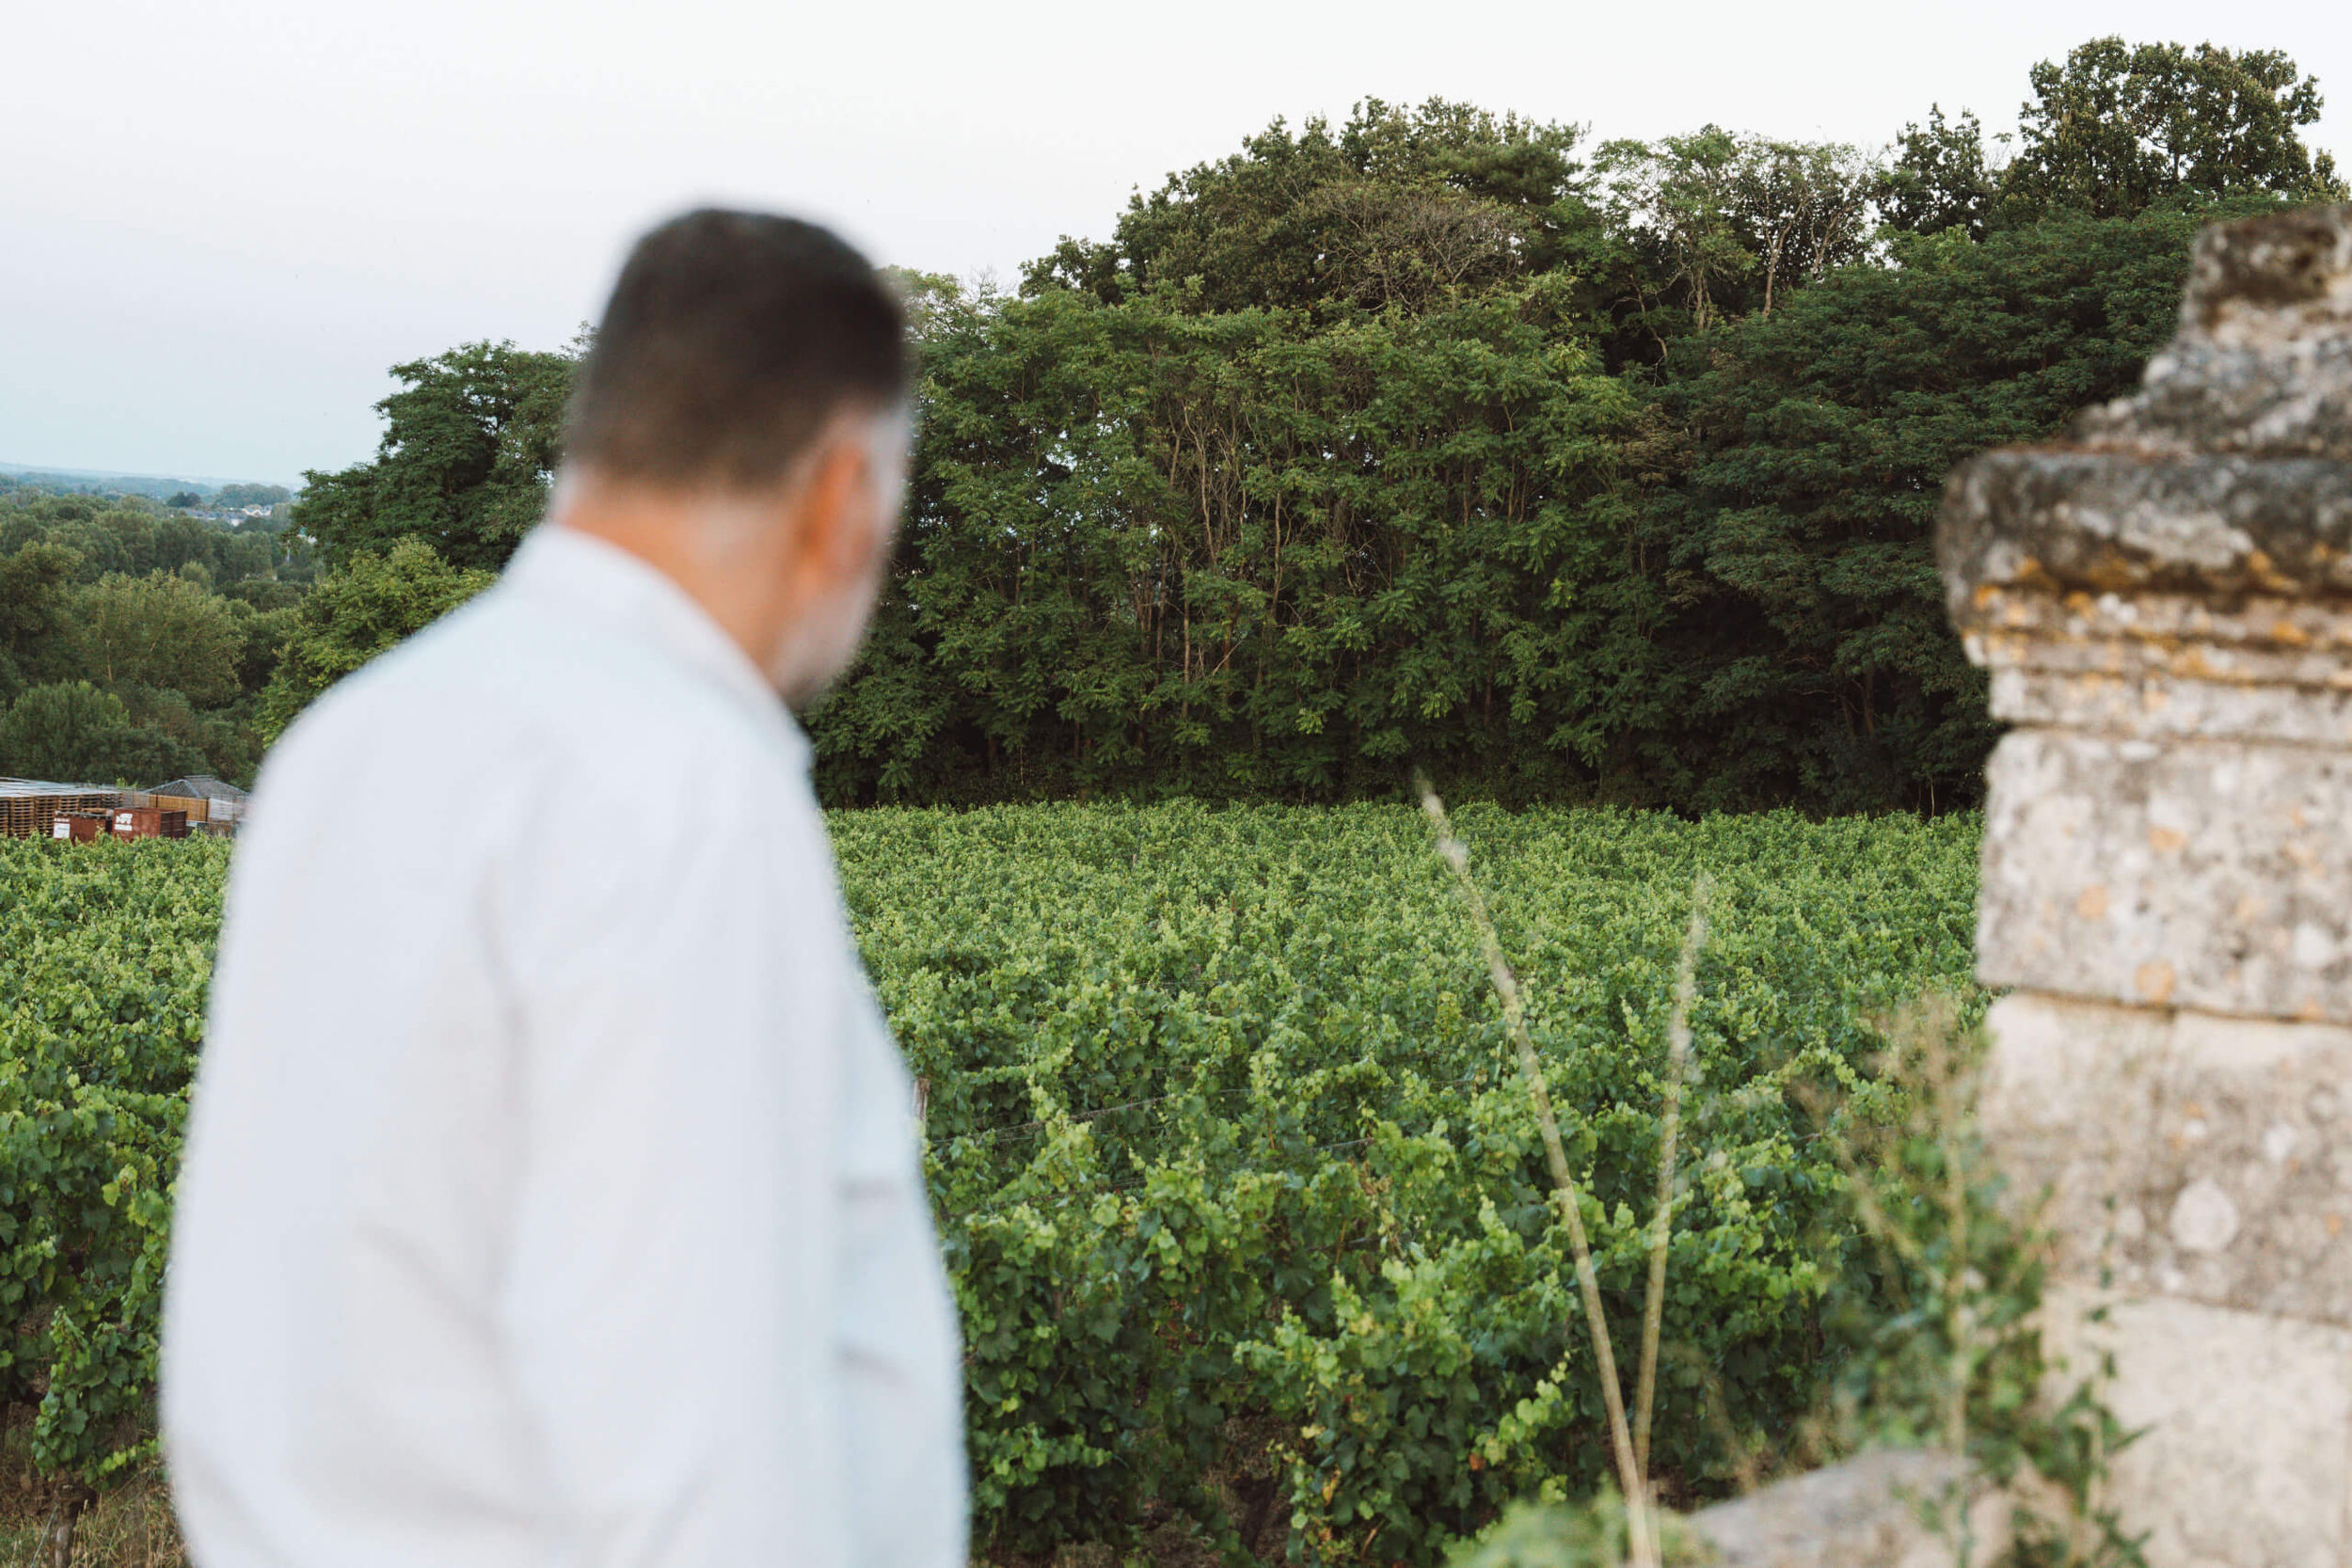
0;804;1983;1564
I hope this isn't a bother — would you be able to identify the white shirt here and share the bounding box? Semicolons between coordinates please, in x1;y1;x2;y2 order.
163;524;967;1568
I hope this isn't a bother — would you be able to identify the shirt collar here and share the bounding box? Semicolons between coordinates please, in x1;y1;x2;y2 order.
501;523;812;771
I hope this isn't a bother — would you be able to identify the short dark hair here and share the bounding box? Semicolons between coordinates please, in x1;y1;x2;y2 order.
566;209;907;490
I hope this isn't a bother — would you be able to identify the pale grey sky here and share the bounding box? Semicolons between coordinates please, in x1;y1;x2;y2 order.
4;0;2344;485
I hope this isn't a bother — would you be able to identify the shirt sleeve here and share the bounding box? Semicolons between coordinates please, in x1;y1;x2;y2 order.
496;773;850;1568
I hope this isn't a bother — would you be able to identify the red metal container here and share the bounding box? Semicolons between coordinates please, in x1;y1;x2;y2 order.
50;815;103;842
109;808;188;841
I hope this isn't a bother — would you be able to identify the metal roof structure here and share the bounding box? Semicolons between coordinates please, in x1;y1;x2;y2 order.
150;774;249;804
0;776;117;798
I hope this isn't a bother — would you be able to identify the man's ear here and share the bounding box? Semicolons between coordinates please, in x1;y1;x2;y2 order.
787;436;876;578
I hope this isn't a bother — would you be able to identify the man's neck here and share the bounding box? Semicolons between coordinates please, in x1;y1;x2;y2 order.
545;470;805;697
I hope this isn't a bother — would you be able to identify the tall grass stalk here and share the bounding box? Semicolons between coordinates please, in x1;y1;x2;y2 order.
1633;881;1708;1480
1417;784;1659;1568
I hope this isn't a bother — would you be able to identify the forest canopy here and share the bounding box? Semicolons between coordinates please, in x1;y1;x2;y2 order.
0;488;315;784
229;37;2350;810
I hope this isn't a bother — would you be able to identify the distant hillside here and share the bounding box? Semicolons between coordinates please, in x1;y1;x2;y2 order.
0;464;295;504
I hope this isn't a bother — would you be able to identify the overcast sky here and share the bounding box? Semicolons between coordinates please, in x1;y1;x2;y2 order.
5;0;2344;486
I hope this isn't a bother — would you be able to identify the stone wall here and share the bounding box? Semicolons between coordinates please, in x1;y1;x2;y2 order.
1938;202;2352;1566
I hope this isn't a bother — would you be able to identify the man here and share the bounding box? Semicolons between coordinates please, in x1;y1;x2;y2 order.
163;211;966;1568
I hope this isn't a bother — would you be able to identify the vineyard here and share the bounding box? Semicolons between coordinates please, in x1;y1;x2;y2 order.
0;803;1982;1562
849;803;1982;1560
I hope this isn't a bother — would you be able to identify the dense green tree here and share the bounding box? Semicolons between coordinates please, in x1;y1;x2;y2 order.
1025;100;1600;319
225;576;309;612
2005;39;2342;219
2;497;298;591
0;491;310;784
1593;127;1756;340
1021;99;1880;373
232;601;303;695
1878;107;2001;239
1592;129;1876;354
212;528;277;586
70;572;245;709
814;277;1655;803
882;266;973;351
214;483;293;509
119;684;260;785
0;543;80;699
257;539;494;741
294;340;579;571
0;682;201;785
40;505;157;581
151;514;226;576
1629;203;2255;811
1734;138;1880;315
0;681;127;779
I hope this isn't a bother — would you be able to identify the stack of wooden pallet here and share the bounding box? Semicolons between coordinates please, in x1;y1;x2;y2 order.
0;779;120;839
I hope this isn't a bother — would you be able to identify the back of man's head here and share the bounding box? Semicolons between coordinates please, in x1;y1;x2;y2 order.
566;210;907;492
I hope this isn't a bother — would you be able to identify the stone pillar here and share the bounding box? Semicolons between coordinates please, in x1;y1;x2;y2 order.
1938;203;2352;1567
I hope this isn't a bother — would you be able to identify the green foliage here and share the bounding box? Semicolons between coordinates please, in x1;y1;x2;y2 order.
1592;128;1875;341
2007;38;2343;220
825;191;2236;814
0;840;225;1486
0;470;272;506
0;804;1989;1558
1879;106;2001;241
1591;128;1758;341
1628;203;2233;812
1812;999;2143;1566
1448;1494;1709;1568
211;483;291;511
0;493;309;784
1;681;127;778
1025;99;1597;319
70;574;244;710
0;543;79;700
255;539;493;742
1429;999;2142;1568
0;683;202;786
816;280;1655;804
231;602;302;696
837;802;1983;1560
1877;41;2342;241
294;340;579;572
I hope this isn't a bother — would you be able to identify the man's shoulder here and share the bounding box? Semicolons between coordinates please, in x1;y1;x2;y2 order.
260;582;788;829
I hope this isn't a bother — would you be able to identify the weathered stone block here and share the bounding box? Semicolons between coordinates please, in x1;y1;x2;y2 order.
1942;451;2352;613
2074;202;2352;464
2040;1282;2352;1568
1987;667;2352;746
2080;335;2352;462
1979;736;2352;1022
1983;993;2352;1323
1687;1449;2009;1568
